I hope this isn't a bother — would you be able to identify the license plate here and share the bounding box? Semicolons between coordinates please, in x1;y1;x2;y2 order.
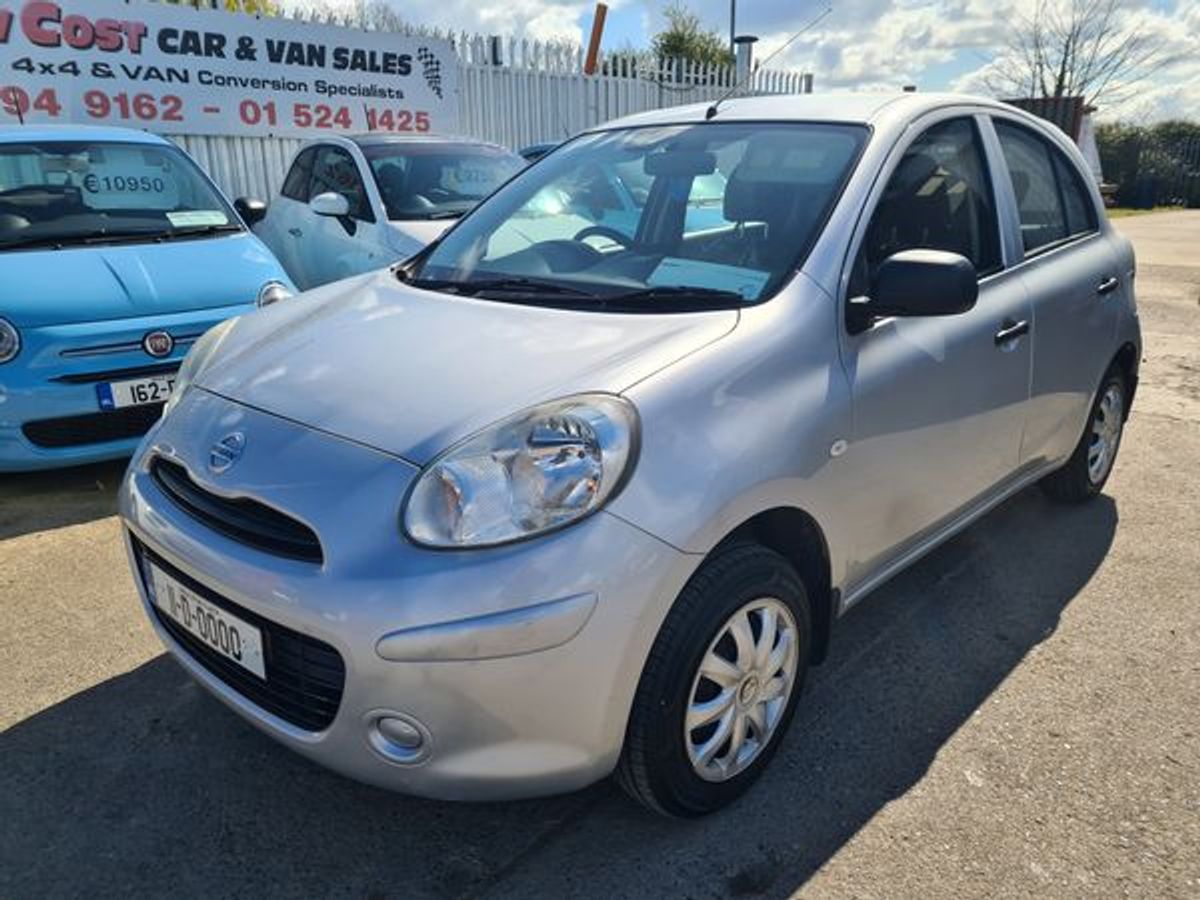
97;374;175;410
149;563;266;679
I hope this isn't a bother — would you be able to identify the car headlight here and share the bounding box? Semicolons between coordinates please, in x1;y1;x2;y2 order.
257;281;292;308
404;394;639;548
163;317;238;418
0;317;20;364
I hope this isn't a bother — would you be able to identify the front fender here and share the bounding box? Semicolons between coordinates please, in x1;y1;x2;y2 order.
609;275;856;590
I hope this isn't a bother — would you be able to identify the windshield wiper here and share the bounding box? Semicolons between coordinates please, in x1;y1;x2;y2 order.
0;229;163;251
395;210;465;221
0;222;242;252
160;223;242;240
0;234;71;251
597;285;749;309
410;276;598;299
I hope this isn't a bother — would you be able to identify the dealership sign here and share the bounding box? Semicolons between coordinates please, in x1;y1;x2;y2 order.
0;1;459;136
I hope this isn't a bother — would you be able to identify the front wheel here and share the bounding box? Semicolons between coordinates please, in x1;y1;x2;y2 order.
1040;367;1128;503
617;544;811;816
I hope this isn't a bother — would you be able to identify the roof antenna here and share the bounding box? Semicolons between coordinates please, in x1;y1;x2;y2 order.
706;5;833;121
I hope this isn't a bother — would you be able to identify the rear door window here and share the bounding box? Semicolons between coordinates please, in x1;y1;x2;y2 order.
994;121;1086;255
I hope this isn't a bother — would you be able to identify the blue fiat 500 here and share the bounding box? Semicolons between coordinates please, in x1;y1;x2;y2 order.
0;125;294;471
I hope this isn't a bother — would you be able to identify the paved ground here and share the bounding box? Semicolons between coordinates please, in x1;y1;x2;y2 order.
2;212;1198;899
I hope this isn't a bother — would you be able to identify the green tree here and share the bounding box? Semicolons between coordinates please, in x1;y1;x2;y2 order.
651;2;733;68
1097;120;1200;207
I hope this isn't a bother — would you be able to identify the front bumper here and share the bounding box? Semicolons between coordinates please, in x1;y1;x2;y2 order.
121;388;696;800
0;303;252;471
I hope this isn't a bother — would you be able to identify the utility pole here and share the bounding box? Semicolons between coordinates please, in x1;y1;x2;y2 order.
729;0;737;56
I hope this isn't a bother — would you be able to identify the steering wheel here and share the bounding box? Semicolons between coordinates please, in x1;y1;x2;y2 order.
573;224;634;249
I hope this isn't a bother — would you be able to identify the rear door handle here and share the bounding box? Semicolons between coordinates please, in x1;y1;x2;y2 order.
995;319;1030;346
288;227;303;238
1096;276;1119;295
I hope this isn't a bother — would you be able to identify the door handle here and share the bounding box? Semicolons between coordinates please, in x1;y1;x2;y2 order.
288;227;303;238
1096;276;1119;295
994;319;1030;346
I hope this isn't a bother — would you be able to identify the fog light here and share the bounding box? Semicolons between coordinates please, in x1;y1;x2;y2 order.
366;711;431;764
379;717;422;748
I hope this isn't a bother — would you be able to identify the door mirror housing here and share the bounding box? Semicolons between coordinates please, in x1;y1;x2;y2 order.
234;197;267;226
848;249;978;334
310;191;351;218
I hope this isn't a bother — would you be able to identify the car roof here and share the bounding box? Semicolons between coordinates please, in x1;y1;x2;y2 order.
598;91;1017;130
0;124;171;145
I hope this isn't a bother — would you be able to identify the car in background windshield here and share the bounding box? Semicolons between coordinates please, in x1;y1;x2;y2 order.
0;139;241;251
411;122;868;309
365;142;523;221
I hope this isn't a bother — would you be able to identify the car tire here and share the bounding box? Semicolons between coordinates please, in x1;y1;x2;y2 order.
616;543;811;817
1040;366;1128;503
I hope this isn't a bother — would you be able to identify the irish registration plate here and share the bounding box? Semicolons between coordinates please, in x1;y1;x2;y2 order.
149;563;266;679
97;374;175;410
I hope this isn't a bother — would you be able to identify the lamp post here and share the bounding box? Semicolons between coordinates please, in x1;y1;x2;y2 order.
729;0;737;56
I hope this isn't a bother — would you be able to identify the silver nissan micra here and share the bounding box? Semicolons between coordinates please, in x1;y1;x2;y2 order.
120;93;1140;816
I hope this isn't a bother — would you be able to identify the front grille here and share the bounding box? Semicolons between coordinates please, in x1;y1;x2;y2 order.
133;536;345;732
22;404;163;448
150;458;324;564
59;331;202;359
52;362;179;385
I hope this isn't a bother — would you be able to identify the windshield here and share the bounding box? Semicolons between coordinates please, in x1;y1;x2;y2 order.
0;140;239;250
413;122;867;310
365;143;523;221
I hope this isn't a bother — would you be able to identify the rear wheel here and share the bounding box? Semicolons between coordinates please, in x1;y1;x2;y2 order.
617;544;811;816
1041;367;1127;503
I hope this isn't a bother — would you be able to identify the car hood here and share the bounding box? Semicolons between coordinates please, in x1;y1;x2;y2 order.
197;270;738;464
1;232;288;328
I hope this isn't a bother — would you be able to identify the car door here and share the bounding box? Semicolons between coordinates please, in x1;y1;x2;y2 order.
256;146;318;288
838;114;1034;586
990;117;1119;467
305;144;383;286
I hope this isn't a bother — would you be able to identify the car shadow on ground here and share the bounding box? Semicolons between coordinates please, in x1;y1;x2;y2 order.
1;489;1117;899
0;460;128;541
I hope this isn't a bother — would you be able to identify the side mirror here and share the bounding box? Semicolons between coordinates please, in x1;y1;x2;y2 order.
234;197;267;226
310;191;351;218
848;249;978;334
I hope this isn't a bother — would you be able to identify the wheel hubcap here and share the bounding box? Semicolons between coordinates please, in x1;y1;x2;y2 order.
1087;384;1124;485
685;597;799;783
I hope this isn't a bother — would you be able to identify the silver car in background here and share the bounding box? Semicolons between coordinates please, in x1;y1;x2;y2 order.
120;93;1140;816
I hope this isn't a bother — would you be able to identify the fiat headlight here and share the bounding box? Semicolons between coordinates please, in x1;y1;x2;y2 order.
0;317;20;364
257;281;293;308
163;317;238;418
404;394;639;548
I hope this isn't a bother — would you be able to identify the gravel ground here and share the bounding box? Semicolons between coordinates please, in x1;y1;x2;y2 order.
2;212;1197;899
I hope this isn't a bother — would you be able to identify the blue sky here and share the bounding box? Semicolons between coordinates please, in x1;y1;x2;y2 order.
373;0;1198;121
